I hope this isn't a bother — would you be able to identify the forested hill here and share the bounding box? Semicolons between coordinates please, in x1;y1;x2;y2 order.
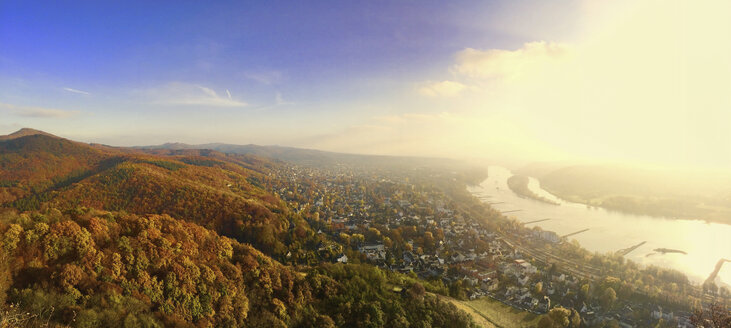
0;129;478;327
0;128;58;141
0;131;299;255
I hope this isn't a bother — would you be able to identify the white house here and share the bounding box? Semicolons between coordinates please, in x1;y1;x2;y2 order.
518;275;530;286
650;306;672;321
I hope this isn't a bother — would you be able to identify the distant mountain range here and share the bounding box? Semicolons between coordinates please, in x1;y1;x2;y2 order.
136;141;464;169
137;141;349;164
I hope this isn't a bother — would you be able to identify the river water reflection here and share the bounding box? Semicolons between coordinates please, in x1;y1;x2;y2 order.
468;166;731;286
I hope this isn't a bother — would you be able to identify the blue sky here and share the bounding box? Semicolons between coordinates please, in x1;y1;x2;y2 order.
1;1;540;142
2;0;730;167
4;2;479;84
1;1;520;92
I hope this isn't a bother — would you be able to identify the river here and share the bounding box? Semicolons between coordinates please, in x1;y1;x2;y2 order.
468;166;731;286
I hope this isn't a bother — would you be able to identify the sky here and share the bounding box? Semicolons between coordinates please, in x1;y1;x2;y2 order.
1;0;730;168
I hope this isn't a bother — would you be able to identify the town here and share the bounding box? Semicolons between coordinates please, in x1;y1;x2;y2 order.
264;162;728;327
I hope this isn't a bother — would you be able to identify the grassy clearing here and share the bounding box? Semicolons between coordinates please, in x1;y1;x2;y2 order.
439;296;498;328
461;297;541;328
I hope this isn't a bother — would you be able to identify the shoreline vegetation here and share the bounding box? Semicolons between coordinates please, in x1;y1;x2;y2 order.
654;248;688;255
506;175;560;206
646;248;688;257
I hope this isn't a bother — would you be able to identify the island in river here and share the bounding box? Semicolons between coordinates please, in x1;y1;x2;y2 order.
654;248;688;255
515;163;731;225
506;174;560;205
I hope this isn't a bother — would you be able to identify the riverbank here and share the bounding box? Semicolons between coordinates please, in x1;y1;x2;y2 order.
471;165;731;286
459;170;731;325
506;175;560;205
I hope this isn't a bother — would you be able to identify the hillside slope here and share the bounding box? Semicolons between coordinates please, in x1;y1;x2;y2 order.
1;132;301;256
0;208;476;327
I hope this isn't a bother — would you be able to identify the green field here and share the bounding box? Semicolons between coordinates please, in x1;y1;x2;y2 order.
462;297;541;328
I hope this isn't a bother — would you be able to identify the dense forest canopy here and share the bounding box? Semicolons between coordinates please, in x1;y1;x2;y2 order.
0;208;476;327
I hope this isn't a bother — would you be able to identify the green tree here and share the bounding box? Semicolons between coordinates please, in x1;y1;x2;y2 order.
534;281;543;295
2;224;23;253
408;282;426;300
537;315;555;328
580;283;591;300
539;306;581;328
600;287;617;309
547;307;571;327
569;308;581;328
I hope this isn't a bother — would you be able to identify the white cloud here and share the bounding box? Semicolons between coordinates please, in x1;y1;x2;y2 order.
150;82;248;107
410;0;731;165
63;87;91;95
197;86;217;98
0;102;80;118
452;41;571;81
244;70;283;85
417;80;467;97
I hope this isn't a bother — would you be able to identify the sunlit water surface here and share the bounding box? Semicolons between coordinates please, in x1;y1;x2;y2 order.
468;166;731;286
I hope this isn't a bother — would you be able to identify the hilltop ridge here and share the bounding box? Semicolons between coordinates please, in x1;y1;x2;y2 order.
0;128;59;141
